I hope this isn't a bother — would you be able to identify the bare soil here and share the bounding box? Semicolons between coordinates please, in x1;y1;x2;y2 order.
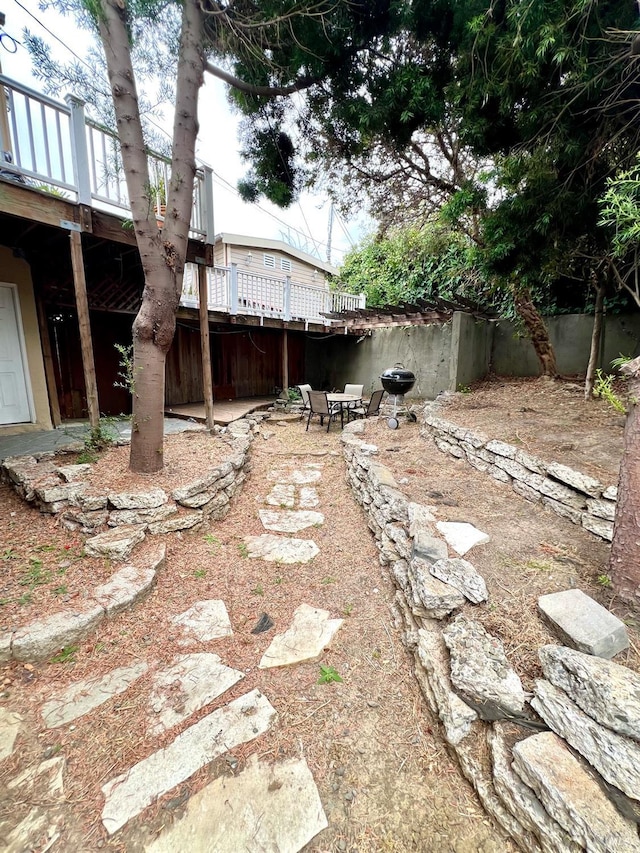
0;376;636;853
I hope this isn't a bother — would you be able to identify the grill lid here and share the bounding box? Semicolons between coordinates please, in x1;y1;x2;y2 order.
380;364;415;382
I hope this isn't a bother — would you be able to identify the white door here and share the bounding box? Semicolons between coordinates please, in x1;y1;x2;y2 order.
0;284;32;425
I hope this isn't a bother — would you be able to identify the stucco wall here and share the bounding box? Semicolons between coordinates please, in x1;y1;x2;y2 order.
492;314;640;376
305;322;454;399
0;246;52;433
449;313;494;389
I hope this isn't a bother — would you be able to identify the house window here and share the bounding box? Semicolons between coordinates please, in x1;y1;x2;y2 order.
263;253;276;269
280;258;292;272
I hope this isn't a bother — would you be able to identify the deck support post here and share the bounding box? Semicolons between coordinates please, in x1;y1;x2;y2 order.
282;327;289;394
198;261;215;430
69;229;100;429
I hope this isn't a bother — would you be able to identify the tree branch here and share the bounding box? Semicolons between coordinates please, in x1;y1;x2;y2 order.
204;60;321;96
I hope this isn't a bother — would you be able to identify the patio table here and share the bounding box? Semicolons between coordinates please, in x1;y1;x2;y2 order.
327;393;362;428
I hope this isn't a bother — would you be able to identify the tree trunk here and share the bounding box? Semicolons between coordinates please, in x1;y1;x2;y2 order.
584;278;606;401
98;0;205;472
609;357;640;607
512;287;558;377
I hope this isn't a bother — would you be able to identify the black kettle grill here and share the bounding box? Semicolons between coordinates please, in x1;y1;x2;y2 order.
379;364;416;428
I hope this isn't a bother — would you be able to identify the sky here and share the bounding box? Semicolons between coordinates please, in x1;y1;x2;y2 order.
0;0;371;266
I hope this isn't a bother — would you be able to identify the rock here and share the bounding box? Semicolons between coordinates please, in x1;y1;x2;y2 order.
148;511;203;534
107;504;178;526
171;600;233;643
537;478;587;510
92;546;164;616
1;632;13;663
227;420;251;435
259;603;343;668
545;462;603;498
416;627;477;745
0;708;23;760
531;678;640;801
512;732;639;853
42;663;148;728
171;463;233;502
299;487;319;508
243;534;319;564
268;464;322;484
56;463;92;482
412;527;448;564
258;509;324;533
409;558;465;619
581;513;614;541
266;484;296;508
101;689;277;835
603;485;618;501
539;644;640;740
108;488;168;509
84;524;146;561
435;522;490;556
11;605;105;662
8;756;66;800
485;439;517;459
147;653;244;735
586;497;616;522
145;755;327;853
538;589;629;659
407;502;437;536
430;557;488;604
442;615;525;719
488;724;580;853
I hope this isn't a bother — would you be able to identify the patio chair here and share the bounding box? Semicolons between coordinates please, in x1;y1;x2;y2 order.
348;388;385;420
297;384;312;419
344;383;364;397
306;390;340;432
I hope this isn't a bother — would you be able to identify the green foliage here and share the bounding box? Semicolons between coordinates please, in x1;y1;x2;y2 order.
593;368;628;415
50;645;78;664
318;664;343;684
114;343;136;395
600;155;640;257
338;224;486;309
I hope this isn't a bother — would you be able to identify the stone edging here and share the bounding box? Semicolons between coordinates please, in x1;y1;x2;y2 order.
422;411;617;542
340;421;640;853
1;418;262;562
1;546;166;664
0;416;263;664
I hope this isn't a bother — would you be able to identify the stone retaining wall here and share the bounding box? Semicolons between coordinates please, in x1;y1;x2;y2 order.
1;417;262;562
422;411;617;542
341;422;640;853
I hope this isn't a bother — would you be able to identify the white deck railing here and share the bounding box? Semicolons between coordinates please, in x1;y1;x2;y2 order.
0;73;364;324
181;264;364;324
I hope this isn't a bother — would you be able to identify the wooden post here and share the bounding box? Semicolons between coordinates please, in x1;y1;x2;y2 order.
282;327;289;395
35;296;62;427
69;229;100;429
198;263;215;430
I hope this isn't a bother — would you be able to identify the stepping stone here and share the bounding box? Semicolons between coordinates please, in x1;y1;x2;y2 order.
8;756;65;799
91;545;165;616
42;662;148;729
299;486;319;508
258;509;324;533
101;688;276;835
435;521;490;556
171;600;233;644
244;534;319;564
538;589;629;659
259;604;343;669
145;755;327;853
268;464;323;484
266;484;296;508
11;605;105;663
0;708;23;761
148;653;244;736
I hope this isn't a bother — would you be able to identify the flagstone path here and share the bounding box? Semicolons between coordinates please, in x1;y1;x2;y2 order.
1;456;345;852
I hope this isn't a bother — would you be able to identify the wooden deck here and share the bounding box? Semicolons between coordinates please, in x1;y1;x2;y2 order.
165;397;276;426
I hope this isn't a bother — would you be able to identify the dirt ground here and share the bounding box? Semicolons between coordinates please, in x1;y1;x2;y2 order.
0;376;636;852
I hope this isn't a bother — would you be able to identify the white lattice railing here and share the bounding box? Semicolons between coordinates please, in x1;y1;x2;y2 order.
0;74;211;240
180;264;363;324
